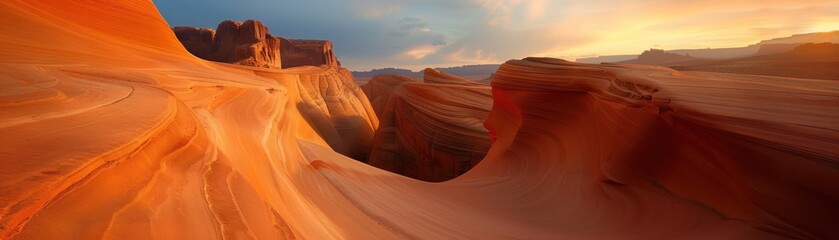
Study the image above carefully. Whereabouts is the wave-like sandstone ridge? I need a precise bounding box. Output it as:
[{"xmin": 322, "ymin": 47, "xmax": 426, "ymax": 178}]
[
  {"xmin": 363, "ymin": 69, "xmax": 492, "ymax": 181},
  {"xmin": 1, "ymin": 1, "xmax": 838, "ymax": 239}
]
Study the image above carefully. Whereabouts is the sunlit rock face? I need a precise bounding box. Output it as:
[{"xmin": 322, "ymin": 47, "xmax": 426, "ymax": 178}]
[
  {"xmin": 363, "ymin": 69, "xmax": 492, "ymax": 181},
  {"xmin": 1, "ymin": 1, "xmax": 837, "ymax": 240},
  {"xmin": 174, "ymin": 19, "xmax": 281, "ymax": 68},
  {"xmin": 280, "ymin": 39, "xmax": 340, "ymax": 68},
  {"xmin": 174, "ymin": 20, "xmax": 339, "ymax": 69},
  {"xmin": 258, "ymin": 66, "xmax": 379, "ymax": 161}
]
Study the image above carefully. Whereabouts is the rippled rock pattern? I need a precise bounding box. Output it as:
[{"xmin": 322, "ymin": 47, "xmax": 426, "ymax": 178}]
[
  {"xmin": 363, "ymin": 69, "xmax": 492, "ymax": 181},
  {"xmin": 1, "ymin": 1, "xmax": 837, "ymax": 239}
]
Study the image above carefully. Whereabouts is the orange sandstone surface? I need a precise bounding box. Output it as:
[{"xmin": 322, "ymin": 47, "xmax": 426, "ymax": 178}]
[
  {"xmin": 363, "ymin": 69, "xmax": 492, "ymax": 181},
  {"xmin": 1, "ymin": 1, "xmax": 838, "ymax": 240}
]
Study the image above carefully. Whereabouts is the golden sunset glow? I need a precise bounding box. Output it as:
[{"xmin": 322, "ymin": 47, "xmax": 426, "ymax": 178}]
[
  {"xmin": 152, "ymin": 0, "xmax": 839, "ymax": 70},
  {"xmin": 2, "ymin": 1, "xmax": 839, "ymax": 239}
]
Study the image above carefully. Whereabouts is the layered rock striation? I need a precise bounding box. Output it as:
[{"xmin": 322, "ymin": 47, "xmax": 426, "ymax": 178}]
[
  {"xmin": 362, "ymin": 69, "xmax": 492, "ymax": 181},
  {"xmin": 483, "ymin": 57, "xmax": 839, "ymax": 239},
  {"xmin": 1, "ymin": 1, "xmax": 838, "ymax": 239}
]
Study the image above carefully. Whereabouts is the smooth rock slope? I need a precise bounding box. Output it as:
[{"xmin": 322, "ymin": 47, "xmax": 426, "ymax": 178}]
[{"xmin": 1, "ymin": 1, "xmax": 837, "ymax": 239}]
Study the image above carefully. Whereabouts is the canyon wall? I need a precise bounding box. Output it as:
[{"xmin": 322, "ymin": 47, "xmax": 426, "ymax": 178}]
[
  {"xmin": 363, "ymin": 69, "xmax": 492, "ymax": 181},
  {"xmin": 0, "ymin": 1, "xmax": 837, "ymax": 239},
  {"xmin": 480, "ymin": 58, "xmax": 839, "ymax": 239}
]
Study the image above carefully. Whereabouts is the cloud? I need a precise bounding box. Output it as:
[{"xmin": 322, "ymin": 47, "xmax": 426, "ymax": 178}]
[
  {"xmin": 397, "ymin": 17, "xmax": 428, "ymax": 32},
  {"xmin": 389, "ymin": 17, "xmax": 430, "ymax": 37},
  {"xmin": 402, "ymin": 45, "xmax": 441, "ymax": 59},
  {"xmin": 155, "ymin": 0, "xmax": 839, "ymax": 71},
  {"xmin": 431, "ymin": 36, "xmax": 447, "ymax": 46},
  {"xmin": 386, "ymin": 16, "xmax": 447, "ymax": 48},
  {"xmin": 347, "ymin": 0, "xmax": 403, "ymax": 18}
]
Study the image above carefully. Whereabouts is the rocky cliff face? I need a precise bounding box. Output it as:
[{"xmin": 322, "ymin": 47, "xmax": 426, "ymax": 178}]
[
  {"xmin": 171, "ymin": 27, "xmax": 215, "ymax": 58},
  {"xmin": 174, "ymin": 20, "xmax": 339, "ymax": 69},
  {"xmin": 281, "ymin": 39, "xmax": 340, "ymax": 68},
  {"xmin": 174, "ymin": 20, "xmax": 280, "ymax": 68},
  {"xmin": 212, "ymin": 20, "xmax": 281, "ymax": 68}
]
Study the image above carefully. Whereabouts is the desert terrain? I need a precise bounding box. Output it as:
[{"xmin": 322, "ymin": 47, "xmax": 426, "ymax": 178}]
[{"xmin": 1, "ymin": 1, "xmax": 837, "ymax": 239}]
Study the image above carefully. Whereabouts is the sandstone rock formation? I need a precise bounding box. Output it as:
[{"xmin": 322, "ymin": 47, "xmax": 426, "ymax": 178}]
[
  {"xmin": 171, "ymin": 26, "xmax": 215, "ymax": 57},
  {"xmin": 486, "ymin": 58, "xmax": 839, "ymax": 239},
  {"xmin": 280, "ymin": 39, "xmax": 340, "ymax": 68},
  {"xmin": 672, "ymin": 43, "xmax": 839, "ymax": 80},
  {"xmin": 174, "ymin": 20, "xmax": 339, "ymax": 69},
  {"xmin": 782, "ymin": 42, "xmax": 839, "ymax": 58},
  {"xmin": 620, "ymin": 48, "xmax": 702, "ymax": 65},
  {"xmin": 753, "ymin": 43, "xmax": 800, "ymax": 55},
  {"xmin": 174, "ymin": 20, "xmax": 280, "ymax": 68},
  {"xmin": 257, "ymin": 66, "xmax": 378, "ymax": 161},
  {"xmin": 1, "ymin": 1, "xmax": 838, "ymax": 239},
  {"xmin": 363, "ymin": 69, "xmax": 492, "ymax": 181}
]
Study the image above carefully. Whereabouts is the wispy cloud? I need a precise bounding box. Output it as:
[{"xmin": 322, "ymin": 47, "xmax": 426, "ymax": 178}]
[{"xmin": 156, "ymin": 0, "xmax": 839, "ymax": 70}]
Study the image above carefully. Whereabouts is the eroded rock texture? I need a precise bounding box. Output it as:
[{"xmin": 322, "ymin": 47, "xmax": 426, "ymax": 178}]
[
  {"xmin": 257, "ymin": 67, "xmax": 378, "ymax": 161},
  {"xmin": 281, "ymin": 39, "xmax": 340, "ymax": 68},
  {"xmin": 174, "ymin": 20, "xmax": 339, "ymax": 69},
  {"xmin": 1, "ymin": 1, "xmax": 837, "ymax": 239},
  {"xmin": 363, "ymin": 69, "xmax": 492, "ymax": 181},
  {"xmin": 174, "ymin": 20, "xmax": 280, "ymax": 68},
  {"xmin": 484, "ymin": 58, "xmax": 839, "ymax": 239}
]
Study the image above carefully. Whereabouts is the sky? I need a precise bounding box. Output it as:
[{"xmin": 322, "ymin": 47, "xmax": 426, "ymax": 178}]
[{"xmin": 154, "ymin": 0, "xmax": 839, "ymax": 71}]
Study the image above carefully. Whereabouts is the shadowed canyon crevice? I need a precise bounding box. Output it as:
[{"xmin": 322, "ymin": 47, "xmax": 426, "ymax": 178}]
[
  {"xmin": 362, "ymin": 69, "xmax": 493, "ymax": 181},
  {"xmin": 174, "ymin": 19, "xmax": 493, "ymax": 181},
  {"xmin": 1, "ymin": 1, "xmax": 838, "ymax": 239}
]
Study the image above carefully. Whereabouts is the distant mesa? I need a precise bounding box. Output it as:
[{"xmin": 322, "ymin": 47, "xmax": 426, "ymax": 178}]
[
  {"xmin": 578, "ymin": 30, "xmax": 839, "ymax": 64},
  {"xmin": 619, "ymin": 48, "xmax": 702, "ymax": 65},
  {"xmin": 781, "ymin": 42, "xmax": 839, "ymax": 59},
  {"xmin": 352, "ymin": 64, "xmax": 500, "ymax": 82},
  {"xmin": 280, "ymin": 38, "xmax": 340, "ymax": 68},
  {"xmin": 670, "ymin": 42, "xmax": 839, "ymax": 80},
  {"xmin": 173, "ymin": 19, "xmax": 339, "ymax": 69},
  {"xmin": 598, "ymin": 31, "xmax": 839, "ymax": 80},
  {"xmin": 753, "ymin": 43, "xmax": 800, "ymax": 56}
]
